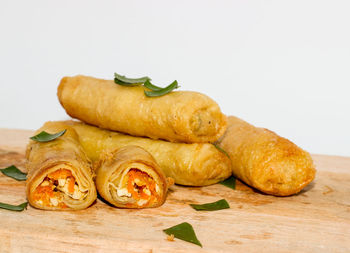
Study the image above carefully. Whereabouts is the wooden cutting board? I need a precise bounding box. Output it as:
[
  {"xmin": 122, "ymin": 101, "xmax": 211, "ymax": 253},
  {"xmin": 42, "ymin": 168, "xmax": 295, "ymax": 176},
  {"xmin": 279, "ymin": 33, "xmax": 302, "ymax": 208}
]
[{"xmin": 0, "ymin": 128, "xmax": 349, "ymax": 253}]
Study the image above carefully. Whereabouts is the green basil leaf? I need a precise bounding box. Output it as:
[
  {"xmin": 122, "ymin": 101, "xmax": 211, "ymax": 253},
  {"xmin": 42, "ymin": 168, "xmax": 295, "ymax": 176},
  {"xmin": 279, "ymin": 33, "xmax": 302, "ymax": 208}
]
[
  {"xmin": 114, "ymin": 73, "xmax": 151, "ymax": 86},
  {"xmin": 143, "ymin": 79, "xmax": 163, "ymax": 91},
  {"xmin": 0, "ymin": 202, "xmax": 28, "ymax": 211},
  {"xmin": 220, "ymin": 176, "xmax": 236, "ymax": 189},
  {"xmin": 213, "ymin": 144, "xmax": 235, "ymax": 188},
  {"xmin": 190, "ymin": 199, "xmax": 230, "ymax": 211},
  {"xmin": 0, "ymin": 165, "xmax": 27, "ymax": 181},
  {"xmin": 163, "ymin": 222, "xmax": 202, "ymax": 247},
  {"xmin": 144, "ymin": 80, "xmax": 179, "ymax": 97},
  {"xmin": 30, "ymin": 129, "xmax": 66, "ymax": 142},
  {"xmin": 213, "ymin": 143, "xmax": 230, "ymax": 159}
]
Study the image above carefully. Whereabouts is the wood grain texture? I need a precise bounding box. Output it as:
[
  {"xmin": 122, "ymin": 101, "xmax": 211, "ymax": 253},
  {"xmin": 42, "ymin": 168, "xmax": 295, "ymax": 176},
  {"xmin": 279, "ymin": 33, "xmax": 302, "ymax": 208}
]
[{"xmin": 0, "ymin": 128, "xmax": 349, "ymax": 253}]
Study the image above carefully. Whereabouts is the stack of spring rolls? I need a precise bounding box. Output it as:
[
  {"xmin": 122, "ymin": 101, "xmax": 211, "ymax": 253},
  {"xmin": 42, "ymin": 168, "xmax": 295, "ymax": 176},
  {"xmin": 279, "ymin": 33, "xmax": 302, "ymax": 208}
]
[{"xmin": 25, "ymin": 75, "xmax": 316, "ymax": 211}]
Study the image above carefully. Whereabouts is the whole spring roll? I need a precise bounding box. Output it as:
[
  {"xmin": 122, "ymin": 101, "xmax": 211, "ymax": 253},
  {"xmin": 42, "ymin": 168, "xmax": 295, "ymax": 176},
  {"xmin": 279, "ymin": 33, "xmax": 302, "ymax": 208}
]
[
  {"xmin": 218, "ymin": 116, "xmax": 316, "ymax": 196},
  {"xmin": 57, "ymin": 75, "xmax": 227, "ymax": 143},
  {"xmin": 64, "ymin": 120, "xmax": 232, "ymax": 186},
  {"xmin": 96, "ymin": 145, "xmax": 172, "ymax": 208},
  {"xmin": 26, "ymin": 122, "xmax": 97, "ymax": 210}
]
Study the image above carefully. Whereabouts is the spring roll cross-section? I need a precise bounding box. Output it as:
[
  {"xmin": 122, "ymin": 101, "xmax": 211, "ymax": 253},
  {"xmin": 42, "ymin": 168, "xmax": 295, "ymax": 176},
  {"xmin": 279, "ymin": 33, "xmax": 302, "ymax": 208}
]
[
  {"xmin": 218, "ymin": 116, "xmax": 316, "ymax": 196},
  {"xmin": 26, "ymin": 122, "xmax": 97, "ymax": 210},
  {"xmin": 64, "ymin": 120, "xmax": 232, "ymax": 186},
  {"xmin": 96, "ymin": 145, "xmax": 172, "ymax": 208},
  {"xmin": 57, "ymin": 75, "xmax": 227, "ymax": 143}
]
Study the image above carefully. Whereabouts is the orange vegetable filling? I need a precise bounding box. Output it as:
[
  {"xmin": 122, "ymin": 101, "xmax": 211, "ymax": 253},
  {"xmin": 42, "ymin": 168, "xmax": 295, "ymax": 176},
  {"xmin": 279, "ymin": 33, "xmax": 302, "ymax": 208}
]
[
  {"xmin": 48, "ymin": 169, "xmax": 75, "ymax": 193},
  {"xmin": 127, "ymin": 169, "xmax": 159, "ymax": 206},
  {"xmin": 32, "ymin": 168, "xmax": 76, "ymax": 208}
]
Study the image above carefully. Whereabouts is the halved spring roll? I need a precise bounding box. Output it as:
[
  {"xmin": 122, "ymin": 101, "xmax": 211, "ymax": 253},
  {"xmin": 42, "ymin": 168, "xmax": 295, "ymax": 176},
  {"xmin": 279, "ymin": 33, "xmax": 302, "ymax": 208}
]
[
  {"xmin": 217, "ymin": 116, "xmax": 316, "ymax": 196},
  {"xmin": 57, "ymin": 75, "xmax": 227, "ymax": 143},
  {"xmin": 96, "ymin": 145, "xmax": 172, "ymax": 208},
  {"xmin": 63, "ymin": 120, "xmax": 232, "ymax": 186},
  {"xmin": 26, "ymin": 121, "xmax": 97, "ymax": 210}
]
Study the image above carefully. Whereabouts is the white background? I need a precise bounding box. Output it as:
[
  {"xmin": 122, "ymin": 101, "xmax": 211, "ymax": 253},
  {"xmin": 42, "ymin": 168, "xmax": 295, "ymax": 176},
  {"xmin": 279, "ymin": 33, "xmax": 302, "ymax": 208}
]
[{"xmin": 0, "ymin": 0, "xmax": 349, "ymax": 156}]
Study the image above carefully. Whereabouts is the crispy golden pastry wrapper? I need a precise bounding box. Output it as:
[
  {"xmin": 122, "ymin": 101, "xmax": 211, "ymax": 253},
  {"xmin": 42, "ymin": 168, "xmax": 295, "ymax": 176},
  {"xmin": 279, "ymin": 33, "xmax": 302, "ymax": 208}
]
[
  {"xmin": 218, "ymin": 116, "xmax": 316, "ymax": 196},
  {"xmin": 57, "ymin": 75, "xmax": 227, "ymax": 143},
  {"xmin": 26, "ymin": 122, "xmax": 97, "ymax": 210},
  {"xmin": 64, "ymin": 120, "xmax": 232, "ymax": 186},
  {"xmin": 95, "ymin": 145, "xmax": 172, "ymax": 208}
]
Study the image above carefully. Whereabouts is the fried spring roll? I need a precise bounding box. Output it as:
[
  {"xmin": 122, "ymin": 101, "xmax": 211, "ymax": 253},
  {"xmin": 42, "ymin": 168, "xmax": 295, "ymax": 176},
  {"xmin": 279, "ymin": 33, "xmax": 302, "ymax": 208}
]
[
  {"xmin": 218, "ymin": 116, "xmax": 316, "ymax": 196},
  {"xmin": 57, "ymin": 75, "xmax": 227, "ymax": 143},
  {"xmin": 26, "ymin": 122, "xmax": 97, "ymax": 210},
  {"xmin": 96, "ymin": 146, "xmax": 172, "ymax": 208},
  {"xmin": 63, "ymin": 120, "xmax": 232, "ymax": 186}
]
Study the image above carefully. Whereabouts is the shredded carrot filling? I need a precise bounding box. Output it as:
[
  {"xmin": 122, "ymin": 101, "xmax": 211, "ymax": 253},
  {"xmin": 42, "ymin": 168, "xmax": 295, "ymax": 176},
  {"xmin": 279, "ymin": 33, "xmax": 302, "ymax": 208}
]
[
  {"xmin": 48, "ymin": 169, "xmax": 72, "ymax": 180},
  {"xmin": 126, "ymin": 169, "xmax": 159, "ymax": 206},
  {"xmin": 32, "ymin": 185, "xmax": 54, "ymax": 206},
  {"xmin": 68, "ymin": 177, "xmax": 75, "ymax": 193},
  {"xmin": 48, "ymin": 169, "xmax": 75, "ymax": 194},
  {"xmin": 32, "ymin": 168, "xmax": 77, "ymax": 208}
]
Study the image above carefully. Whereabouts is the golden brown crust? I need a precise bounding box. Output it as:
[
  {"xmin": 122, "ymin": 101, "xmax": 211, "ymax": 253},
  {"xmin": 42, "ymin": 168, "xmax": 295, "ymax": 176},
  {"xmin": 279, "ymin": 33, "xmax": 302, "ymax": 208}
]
[
  {"xmin": 95, "ymin": 145, "xmax": 170, "ymax": 208},
  {"xmin": 26, "ymin": 121, "xmax": 97, "ymax": 210},
  {"xmin": 64, "ymin": 120, "xmax": 232, "ymax": 186},
  {"xmin": 218, "ymin": 116, "xmax": 316, "ymax": 196},
  {"xmin": 57, "ymin": 75, "xmax": 227, "ymax": 143}
]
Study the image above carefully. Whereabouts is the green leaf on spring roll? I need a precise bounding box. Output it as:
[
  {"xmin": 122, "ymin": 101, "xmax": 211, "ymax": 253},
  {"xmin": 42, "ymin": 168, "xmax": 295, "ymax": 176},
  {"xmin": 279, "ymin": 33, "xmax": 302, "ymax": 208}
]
[
  {"xmin": 144, "ymin": 80, "xmax": 179, "ymax": 97},
  {"xmin": 213, "ymin": 143, "xmax": 230, "ymax": 159},
  {"xmin": 220, "ymin": 176, "xmax": 236, "ymax": 190},
  {"xmin": 190, "ymin": 199, "xmax": 230, "ymax": 211},
  {"xmin": 114, "ymin": 73, "xmax": 151, "ymax": 86},
  {"xmin": 213, "ymin": 144, "xmax": 236, "ymax": 189},
  {"xmin": 163, "ymin": 222, "xmax": 202, "ymax": 247},
  {"xmin": 30, "ymin": 129, "xmax": 66, "ymax": 142},
  {"xmin": 0, "ymin": 165, "xmax": 27, "ymax": 181},
  {"xmin": 143, "ymin": 79, "xmax": 163, "ymax": 91},
  {"xmin": 0, "ymin": 202, "xmax": 28, "ymax": 211}
]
